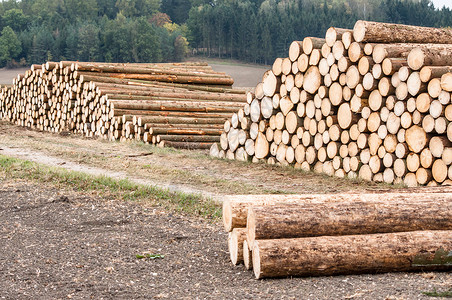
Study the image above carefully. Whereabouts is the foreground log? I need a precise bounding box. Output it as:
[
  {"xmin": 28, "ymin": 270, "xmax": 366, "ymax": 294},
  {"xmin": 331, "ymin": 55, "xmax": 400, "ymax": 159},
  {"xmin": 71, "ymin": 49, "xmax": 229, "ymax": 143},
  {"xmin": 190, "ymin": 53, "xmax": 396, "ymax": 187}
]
[
  {"xmin": 246, "ymin": 199, "xmax": 452, "ymax": 246},
  {"xmin": 243, "ymin": 240, "xmax": 253, "ymax": 270},
  {"xmin": 228, "ymin": 228, "xmax": 247, "ymax": 265},
  {"xmin": 253, "ymin": 230, "xmax": 452, "ymax": 279},
  {"xmin": 222, "ymin": 192, "xmax": 452, "ymax": 232}
]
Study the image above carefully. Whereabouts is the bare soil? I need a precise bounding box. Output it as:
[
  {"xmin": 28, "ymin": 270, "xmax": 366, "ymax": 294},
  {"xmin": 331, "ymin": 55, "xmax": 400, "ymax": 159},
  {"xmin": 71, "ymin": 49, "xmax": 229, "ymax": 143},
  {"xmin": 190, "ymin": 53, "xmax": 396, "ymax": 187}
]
[{"xmin": 1, "ymin": 180, "xmax": 451, "ymax": 300}]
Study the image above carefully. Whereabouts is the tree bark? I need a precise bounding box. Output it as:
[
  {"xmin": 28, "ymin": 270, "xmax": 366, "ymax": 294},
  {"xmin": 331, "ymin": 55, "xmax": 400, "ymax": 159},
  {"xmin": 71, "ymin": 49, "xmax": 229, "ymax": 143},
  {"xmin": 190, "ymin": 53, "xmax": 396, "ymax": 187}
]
[
  {"xmin": 353, "ymin": 20, "xmax": 452, "ymax": 44},
  {"xmin": 253, "ymin": 230, "xmax": 452, "ymax": 279},
  {"xmin": 247, "ymin": 198, "xmax": 452, "ymax": 246}
]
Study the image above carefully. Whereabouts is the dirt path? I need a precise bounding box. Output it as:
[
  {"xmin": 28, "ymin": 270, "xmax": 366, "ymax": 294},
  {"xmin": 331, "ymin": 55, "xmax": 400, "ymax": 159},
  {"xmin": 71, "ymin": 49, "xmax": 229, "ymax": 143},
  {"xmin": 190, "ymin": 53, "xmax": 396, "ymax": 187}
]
[
  {"xmin": 0, "ymin": 144, "xmax": 214, "ymax": 199},
  {"xmin": 1, "ymin": 181, "xmax": 450, "ymax": 299}
]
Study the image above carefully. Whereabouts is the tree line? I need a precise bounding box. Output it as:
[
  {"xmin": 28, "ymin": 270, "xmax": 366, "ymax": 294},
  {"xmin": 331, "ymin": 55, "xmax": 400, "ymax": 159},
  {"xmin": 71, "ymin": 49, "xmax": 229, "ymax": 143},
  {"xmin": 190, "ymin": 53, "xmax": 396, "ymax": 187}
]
[
  {"xmin": 0, "ymin": 0, "xmax": 190, "ymax": 67},
  {"xmin": 0, "ymin": 0, "xmax": 450, "ymax": 68},
  {"xmin": 186, "ymin": 0, "xmax": 452, "ymax": 64}
]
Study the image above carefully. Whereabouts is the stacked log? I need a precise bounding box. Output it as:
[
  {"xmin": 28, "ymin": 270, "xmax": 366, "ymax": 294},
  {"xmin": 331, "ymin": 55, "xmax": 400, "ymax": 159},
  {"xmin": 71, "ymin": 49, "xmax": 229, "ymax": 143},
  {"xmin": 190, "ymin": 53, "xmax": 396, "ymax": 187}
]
[
  {"xmin": 0, "ymin": 61, "xmax": 246, "ymax": 149},
  {"xmin": 211, "ymin": 21, "xmax": 452, "ymax": 186},
  {"xmin": 223, "ymin": 193, "xmax": 452, "ymax": 279}
]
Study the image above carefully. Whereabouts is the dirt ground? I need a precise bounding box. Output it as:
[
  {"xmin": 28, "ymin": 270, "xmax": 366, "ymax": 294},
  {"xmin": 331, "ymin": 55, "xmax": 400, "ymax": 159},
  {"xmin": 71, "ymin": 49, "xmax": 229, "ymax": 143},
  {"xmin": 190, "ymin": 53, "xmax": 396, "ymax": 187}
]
[{"xmin": 1, "ymin": 180, "xmax": 451, "ymax": 300}]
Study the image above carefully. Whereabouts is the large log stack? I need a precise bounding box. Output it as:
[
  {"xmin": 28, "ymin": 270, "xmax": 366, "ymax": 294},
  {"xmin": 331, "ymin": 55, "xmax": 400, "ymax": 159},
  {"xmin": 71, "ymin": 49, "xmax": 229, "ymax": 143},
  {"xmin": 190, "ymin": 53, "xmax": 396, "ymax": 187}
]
[
  {"xmin": 0, "ymin": 61, "xmax": 246, "ymax": 149},
  {"xmin": 224, "ymin": 193, "xmax": 452, "ymax": 279},
  {"xmin": 211, "ymin": 20, "xmax": 452, "ymax": 186}
]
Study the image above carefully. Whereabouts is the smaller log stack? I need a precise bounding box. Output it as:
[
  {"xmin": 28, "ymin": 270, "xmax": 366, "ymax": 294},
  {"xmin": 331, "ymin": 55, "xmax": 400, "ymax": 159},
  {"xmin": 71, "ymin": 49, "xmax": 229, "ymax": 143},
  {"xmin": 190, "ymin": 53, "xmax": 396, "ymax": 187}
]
[
  {"xmin": 0, "ymin": 61, "xmax": 246, "ymax": 149},
  {"xmin": 224, "ymin": 193, "xmax": 452, "ymax": 279},
  {"xmin": 211, "ymin": 20, "xmax": 452, "ymax": 186}
]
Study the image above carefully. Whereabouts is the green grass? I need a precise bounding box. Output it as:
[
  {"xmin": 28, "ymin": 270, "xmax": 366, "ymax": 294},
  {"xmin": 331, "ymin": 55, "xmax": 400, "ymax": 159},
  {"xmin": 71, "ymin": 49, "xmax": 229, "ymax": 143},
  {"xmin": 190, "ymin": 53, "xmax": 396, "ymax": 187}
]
[
  {"xmin": 422, "ymin": 288, "xmax": 452, "ymax": 297},
  {"xmin": 0, "ymin": 154, "xmax": 221, "ymax": 219}
]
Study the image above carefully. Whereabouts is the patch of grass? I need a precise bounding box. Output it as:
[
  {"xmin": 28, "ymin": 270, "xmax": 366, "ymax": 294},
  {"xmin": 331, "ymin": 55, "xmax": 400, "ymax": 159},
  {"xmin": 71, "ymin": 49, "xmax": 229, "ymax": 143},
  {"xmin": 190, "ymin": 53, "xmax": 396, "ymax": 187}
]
[
  {"xmin": 0, "ymin": 154, "xmax": 221, "ymax": 220},
  {"xmin": 422, "ymin": 288, "xmax": 452, "ymax": 297}
]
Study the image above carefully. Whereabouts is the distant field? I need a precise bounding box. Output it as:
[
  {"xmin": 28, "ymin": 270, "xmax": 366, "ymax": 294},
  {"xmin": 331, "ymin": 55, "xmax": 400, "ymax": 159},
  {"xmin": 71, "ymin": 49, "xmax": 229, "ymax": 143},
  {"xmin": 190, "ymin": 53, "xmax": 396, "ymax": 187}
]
[
  {"xmin": 0, "ymin": 60, "xmax": 268, "ymax": 88},
  {"xmin": 0, "ymin": 68, "xmax": 28, "ymax": 85},
  {"xmin": 207, "ymin": 61, "xmax": 269, "ymax": 88}
]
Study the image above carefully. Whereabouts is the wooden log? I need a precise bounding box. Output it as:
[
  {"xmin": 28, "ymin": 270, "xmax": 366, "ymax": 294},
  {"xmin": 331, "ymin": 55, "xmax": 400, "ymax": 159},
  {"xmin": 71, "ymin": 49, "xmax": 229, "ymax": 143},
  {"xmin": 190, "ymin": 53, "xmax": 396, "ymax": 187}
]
[
  {"xmin": 346, "ymin": 65, "xmax": 361, "ymax": 89},
  {"xmin": 321, "ymin": 43, "xmax": 331, "ymax": 58},
  {"xmin": 303, "ymin": 66, "xmax": 321, "ymax": 94},
  {"xmin": 353, "ymin": 20, "xmax": 452, "ymax": 44},
  {"xmin": 332, "ymin": 41, "xmax": 345, "ymax": 60},
  {"xmin": 228, "ymin": 228, "xmax": 247, "ymax": 265},
  {"xmin": 337, "ymin": 103, "xmax": 356, "ymax": 129},
  {"xmin": 247, "ymin": 198, "xmax": 452, "ymax": 247},
  {"xmin": 272, "ymin": 58, "xmax": 283, "ymax": 76},
  {"xmin": 253, "ymin": 230, "xmax": 452, "ymax": 279},
  {"xmin": 243, "ymin": 240, "xmax": 253, "ymax": 270},
  {"xmin": 408, "ymin": 46, "xmax": 452, "ymax": 70},
  {"xmin": 433, "ymin": 159, "xmax": 448, "ymax": 183},
  {"xmin": 428, "ymin": 78, "xmax": 442, "ymax": 98},
  {"xmin": 342, "ymin": 31, "xmax": 353, "ymax": 49},
  {"xmin": 109, "ymin": 100, "xmax": 241, "ymax": 113},
  {"xmin": 302, "ymin": 37, "xmax": 325, "ymax": 55},
  {"xmin": 325, "ymin": 27, "xmax": 349, "ymax": 47},
  {"xmin": 150, "ymin": 127, "xmax": 222, "ymax": 136},
  {"xmin": 262, "ymin": 71, "xmax": 280, "ymax": 97},
  {"xmin": 420, "ymin": 148, "xmax": 434, "ymax": 168},
  {"xmin": 358, "ymin": 56, "xmax": 373, "ymax": 75},
  {"xmin": 255, "ymin": 82, "xmax": 264, "ymax": 99},
  {"xmin": 255, "ymin": 132, "xmax": 269, "ymax": 159},
  {"xmin": 405, "ymin": 125, "xmax": 428, "ymax": 153},
  {"xmin": 442, "ymin": 73, "xmax": 452, "ymax": 92},
  {"xmin": 136, "ymin": 116, "xmax": 226, "ymax": 127},
  {"xmin": 382, "ymin": 58, "xmax": 407, "ymax": 76},
  {"xmin": 289, "ymin": 41, "xmax": 303, "ymax": 62},
  {"xmin": 158, "ymin": 134, "xmax": 220, "ymax": 143},
  {"xmin": 73, "ymin": 62, "xmax": 225, "ymax": 76},
  {"xmin": 158, "ymin": 140, "xmax": 213, "ymax": 149},
  {"xmin": 328, "ymin": 82, "xmax": 343, "ymax": 106},
  {"xmin": 372, "ymin": 43, "xmax": 414, "ymax": 64},
  {"xmin": 79, "ymin": 71, "xmax": 235, "ymax": 85},
  {"xmin": 297, "ymin": 54, "xmax": 309, "ymax": 73},
  {"xmin": 348, "ymin": 42, "xmax": 364, "ymax": 63},
  {"xmin": 420, "ymin": 66, "xmax": 452, "ymax": 82},
  {"xmin": 416, "ymin": 168, "xmax": 432, "ymax": 185},
  {"xmin": 309, "ymin": 49, "xmax": 321, "ymax": 66},
  {"xmin": 260, "ymin": 96, "xmax": 273, "ymax": 119},
  {"xmin": 222, "ymin": 192, "xmax": 452, "ymax": 232},
  {"xmin": 430, "ymin": 136, "xmax": 451, "ymax": 158}
]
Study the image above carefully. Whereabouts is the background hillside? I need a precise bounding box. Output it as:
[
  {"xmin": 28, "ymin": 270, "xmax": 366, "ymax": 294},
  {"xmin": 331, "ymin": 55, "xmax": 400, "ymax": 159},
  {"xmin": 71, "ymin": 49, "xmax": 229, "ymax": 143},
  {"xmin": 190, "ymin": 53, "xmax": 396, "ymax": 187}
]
[{"xmin": 0, "ymin": 0, "xmax": 450, "ymax": 68}]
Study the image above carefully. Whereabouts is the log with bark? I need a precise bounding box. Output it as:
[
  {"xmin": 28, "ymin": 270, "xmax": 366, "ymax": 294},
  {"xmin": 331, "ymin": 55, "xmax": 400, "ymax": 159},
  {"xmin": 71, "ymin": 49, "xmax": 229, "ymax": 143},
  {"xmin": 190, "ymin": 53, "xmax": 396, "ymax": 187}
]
[
  {"xmin": 246, "ymin": 198, "xmax": 452, "ymax": 246},
  {"xmin": 253, "ymin": 230, "xmax": 452, "ymax": 279}
]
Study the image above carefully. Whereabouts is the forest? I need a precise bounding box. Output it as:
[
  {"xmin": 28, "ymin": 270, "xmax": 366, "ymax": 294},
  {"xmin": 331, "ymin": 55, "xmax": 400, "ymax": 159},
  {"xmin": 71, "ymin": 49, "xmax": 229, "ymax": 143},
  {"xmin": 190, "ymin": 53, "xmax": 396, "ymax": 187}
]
[{"xmin": 0, "ymin": 0, "xmax": 450, "ymax": 67}]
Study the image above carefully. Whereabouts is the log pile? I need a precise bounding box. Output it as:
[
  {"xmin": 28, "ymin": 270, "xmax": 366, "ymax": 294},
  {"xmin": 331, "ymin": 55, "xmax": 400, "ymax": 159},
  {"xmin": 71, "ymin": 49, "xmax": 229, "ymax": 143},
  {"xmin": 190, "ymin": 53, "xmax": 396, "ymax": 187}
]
[
  {"xmin": 211, "ymin": 20, "xmax": 452, "ymax": 186},
  {"xmin": 0, "ymin": 61, "xmax": 246, "ymax": 149},
  {"xmin": 224, "ymin": 193, "xmax": 452, "ymax": 279}
]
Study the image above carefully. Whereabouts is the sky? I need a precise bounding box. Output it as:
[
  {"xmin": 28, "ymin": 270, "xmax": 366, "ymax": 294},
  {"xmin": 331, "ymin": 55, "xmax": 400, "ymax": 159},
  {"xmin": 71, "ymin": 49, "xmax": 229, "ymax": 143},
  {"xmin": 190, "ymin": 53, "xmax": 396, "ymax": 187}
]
[{"xmin": 430, "ymin": 0, "xmax": 452, "ymax": 9}]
